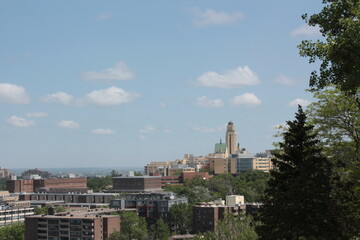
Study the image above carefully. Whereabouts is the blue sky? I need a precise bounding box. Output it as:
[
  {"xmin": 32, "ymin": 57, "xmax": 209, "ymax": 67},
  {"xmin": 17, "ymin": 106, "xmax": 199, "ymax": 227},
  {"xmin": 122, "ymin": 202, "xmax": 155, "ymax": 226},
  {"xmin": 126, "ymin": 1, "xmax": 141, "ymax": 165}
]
[{"xmin": 0, "ymin": 0, "xmax": 323, "ymax": 168}]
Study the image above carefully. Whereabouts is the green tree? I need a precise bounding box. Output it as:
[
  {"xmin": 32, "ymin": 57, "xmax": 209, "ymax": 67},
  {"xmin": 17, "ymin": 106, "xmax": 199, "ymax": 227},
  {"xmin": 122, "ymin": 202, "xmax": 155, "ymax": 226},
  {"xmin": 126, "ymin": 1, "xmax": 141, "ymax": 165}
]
[
  {"xmin": 109, "ymin": 212, "xmax": 147, "ymax": 240},
  {"xmin": 110, "ymin": 170, "xmax": 122, "ymax": 177},
  {"xmin": 307, "ymin": 87, "xmax": 360, "ymax": 162},
  {"xmin": 234, "ymin": 171, "xmax": 270, "ymax": 202},
  {"xmin": 298, "ymin": 0, "xmax": 360, "ymax": 95},
  {"xmin": 87, "ymin": 175, "xmax": 113, "ymax": 192},
  {"xmin": 257, "ymin": 106, "xmax": 346, "ymax": 240},
  {"xmin": 0, "ymin": 222, "xmax": 24, "ymax": 240},
  {"xmin": 306, "ymin": 87, "xmax": 360, "ymax": 237},
  {"xmin": 34, "ymin": 205, "xmax": 67, "ymax": 215},
  {"xmin": 148, "ymin": 218, "xmax": 170, "ymax": 240},
  {"xmin": 207, "ymin": 173, "xmax": 236, "ymax": 199},
  {"xmin": 168, "ymin": 203, "xmax": 192, "ymax": 234}
]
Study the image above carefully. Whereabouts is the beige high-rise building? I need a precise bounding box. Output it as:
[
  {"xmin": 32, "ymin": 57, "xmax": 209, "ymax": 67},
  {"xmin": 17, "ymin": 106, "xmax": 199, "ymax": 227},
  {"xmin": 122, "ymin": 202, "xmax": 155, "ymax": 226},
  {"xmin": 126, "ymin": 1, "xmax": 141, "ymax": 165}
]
[{"xmin": 226, "ymin": 121, "xmax": 237, "ymax": 155}]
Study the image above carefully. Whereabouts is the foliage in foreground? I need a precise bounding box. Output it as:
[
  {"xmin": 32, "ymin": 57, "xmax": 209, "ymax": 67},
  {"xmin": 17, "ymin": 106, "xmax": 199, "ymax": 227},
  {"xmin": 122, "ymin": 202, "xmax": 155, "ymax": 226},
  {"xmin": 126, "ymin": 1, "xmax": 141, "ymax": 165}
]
[
  {"xmin": 194, "ymin": 214, "xmax": 258, "ymax": 240},
  {"xmin": 299, "ymin": 0, "xmax": 360, "ymax": 94},
  {"xmin": 257, "ymin": 106, "xmax": 349, "ymax": 240}
]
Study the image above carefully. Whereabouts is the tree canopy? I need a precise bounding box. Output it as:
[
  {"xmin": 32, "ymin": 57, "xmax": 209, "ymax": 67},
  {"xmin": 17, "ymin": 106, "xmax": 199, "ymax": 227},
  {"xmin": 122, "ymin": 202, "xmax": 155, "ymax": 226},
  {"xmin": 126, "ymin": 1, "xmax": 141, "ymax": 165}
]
[
  {"xmin": 109, "ymin": 211, "xmax": 148, "ymax": 240},
  {"xmin": 299, "ymin": 0, "xmax": 360, "ymax": 94}
]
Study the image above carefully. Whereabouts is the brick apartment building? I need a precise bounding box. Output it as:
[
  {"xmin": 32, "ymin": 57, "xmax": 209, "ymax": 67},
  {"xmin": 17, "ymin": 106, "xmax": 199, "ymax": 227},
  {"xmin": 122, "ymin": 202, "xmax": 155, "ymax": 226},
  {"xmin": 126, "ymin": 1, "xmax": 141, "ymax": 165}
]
[
  {"xmin": 25, "ymin": 209, "xmax": 121, "ymax": 240},
  {"xmin": 192, "ymin": 202, "xmax": 242, "ymax": 234},
  {"xmin": 7, "ymin": 178, "xmax": 88, "ymax": 193}
]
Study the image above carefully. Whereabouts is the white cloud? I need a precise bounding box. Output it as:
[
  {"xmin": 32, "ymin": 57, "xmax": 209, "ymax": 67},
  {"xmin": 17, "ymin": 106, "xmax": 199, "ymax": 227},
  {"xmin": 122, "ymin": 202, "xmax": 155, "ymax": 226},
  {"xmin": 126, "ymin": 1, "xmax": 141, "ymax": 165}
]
[
  {"xmin": 195, "ymin": 96, "xmax": 224, "ymax": 108},
  {"xmin": 289, "ymin": 98, "xmax": 311, "ymax": 107},
  {"xmin": 191, "ymin": 123, "xmax": 226, "ymax": 134},
  {"xmin": 96, "ymin": 13, "xmax": 112, "ymax": 20},
  {"xmin": 191, "ymin": 8, "xmax": 243, "ymax": 27},
  {"xmin": 85, "ymin": 87, "xmax": 139, "ymax": 106},
  {"xmin": 275, "ymin": 75, "xmax": 296, "ymax": 86},
  {"xmin": 26, "ymin": 112, "xmax": 48, "ymax": 118},
  {"xmin": 195, "ymin": 66, "xmax": 260, "ymax": 88},
  {"xmin": 160, "ymin": 102, "xmax": 167, "ymax": 108},
  {"xmin": 139, "ymin": 135, "xmax": 146, "ymax": 141},
  {"xmin": 230, "ymin": 93, "xmax": 261, "ymax": 107},
  {"xmin": 7, "ymin": 115, "xmax": 35, "ymax": 127},
  {"xmin": 91, "ymin": 128, "xmax": 115, "ymax": 135},
  {"xmin": 39, "ymin": 92, "xmax": 75, "ymax": 106},
  {"xmin": 0, "ymin": 83, "xmax": 30, "ymax": 104},
  {"xmin": 83, "ymin": 62, "xmax": 134, "ymax": 82},
  {"xmin": 139, "ymin": 125, "xmax": 156, "ymax": 134},
  {"xmin": 40, "ymin": 87, "xmax": 139, "ymax": 107},
  {"xmin": 57, "ymin": 120, "xmax": 80, "ymax": 129},
  {"xmin": 291, "ymin": 24, "xmax": 321, "ymax": 37},
  {"xmin": 163, "ymin": 127, "xmax": 171, "ymax": 134}
]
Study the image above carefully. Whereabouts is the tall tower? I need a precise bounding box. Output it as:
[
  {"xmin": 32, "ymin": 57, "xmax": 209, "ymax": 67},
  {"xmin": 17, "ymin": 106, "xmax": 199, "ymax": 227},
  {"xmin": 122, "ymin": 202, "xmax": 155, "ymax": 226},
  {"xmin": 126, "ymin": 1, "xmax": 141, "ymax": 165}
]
[{"xmin": 226, "ymin": 121, "xmax": 237, "ymax": 155}]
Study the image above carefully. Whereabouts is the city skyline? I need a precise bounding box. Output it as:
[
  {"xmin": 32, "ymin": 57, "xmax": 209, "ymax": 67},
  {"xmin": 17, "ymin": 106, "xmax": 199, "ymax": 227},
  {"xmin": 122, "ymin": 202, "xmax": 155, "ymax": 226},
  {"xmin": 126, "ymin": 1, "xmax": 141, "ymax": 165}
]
[{"xmin": 0, "ymin": 1, "xmax": 322, "ymax": 168}]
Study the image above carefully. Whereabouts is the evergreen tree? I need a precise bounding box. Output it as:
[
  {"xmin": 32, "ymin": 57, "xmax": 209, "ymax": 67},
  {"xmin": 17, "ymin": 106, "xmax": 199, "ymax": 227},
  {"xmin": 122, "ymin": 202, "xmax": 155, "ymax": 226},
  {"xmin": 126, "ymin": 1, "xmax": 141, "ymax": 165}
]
[{"xmin": 257, "ymin": 106, "xmax": 346, "ymax": 240}]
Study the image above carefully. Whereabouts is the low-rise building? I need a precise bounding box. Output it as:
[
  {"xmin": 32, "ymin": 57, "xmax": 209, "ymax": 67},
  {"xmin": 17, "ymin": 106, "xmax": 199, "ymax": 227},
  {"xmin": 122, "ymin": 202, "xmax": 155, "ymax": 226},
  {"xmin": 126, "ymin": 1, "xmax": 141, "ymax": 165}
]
[
  {"xmin": 7, "ymin": 177, "xmax": 88, "ymax": 193},
  {"xmin": 112, "ymin": 176, "xmax": 162, "ymax": 192},
  {"xmin": 25, "ymin": 208, "xmax": 121, "ymax": 240},
  {"xmin": 124, "ymin": 192, "xmax": 188, "ymax": 224},
  {"xmin": 0, "ymin": 205, "xmax": 34, "ymax": 227},
  {"xmin": 16, "ymin": 192, "xmax": 117, "ymax": 207}
]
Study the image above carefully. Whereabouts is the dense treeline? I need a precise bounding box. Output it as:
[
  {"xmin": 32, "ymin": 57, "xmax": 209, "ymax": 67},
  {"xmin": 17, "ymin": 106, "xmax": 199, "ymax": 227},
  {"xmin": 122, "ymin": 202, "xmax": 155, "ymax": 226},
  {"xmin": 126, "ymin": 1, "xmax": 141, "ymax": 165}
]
[{"xmin": 164, "ymin": 170, "xmax": 269, "ymax": 204}]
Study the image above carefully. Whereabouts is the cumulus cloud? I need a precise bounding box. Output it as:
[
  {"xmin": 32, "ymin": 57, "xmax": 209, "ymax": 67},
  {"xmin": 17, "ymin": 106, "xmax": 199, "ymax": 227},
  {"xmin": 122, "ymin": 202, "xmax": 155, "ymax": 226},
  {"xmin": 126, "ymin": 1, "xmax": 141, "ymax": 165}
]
[
  {"xmin": 83, "ymin": 62, "xmax": 134, "ymax": 82},
  {"xmin": 96, "ymin": 13, "xmax": 112, "ymax": 20},
  {"xmin": 0, "ymin": 83, "xmax": 30, "ymax": 104},
  {"xmin": 160, "ymin": 102, "xmax": 167, "ymax": 108},
  {"xmin": 275, "ymin": 75, "xmax": 297, "ymax": 86},
  {"xmin": 85, "ymin": 87, "xmax": 139, "ymax": 106},
  {"xmin": 139, "ymin": 135, "xmax": 146, "ymax": 141},
  {"xmin": 26, "ymin": 112, "xmax": 48, "ymax": 118},
  {"xmin": 291, "ymin": 24, "xmax": 321, "ymax": 37},
  {"xmin": 91, "ymin": 128, "xmax": 115, "ymax": 135},
  {"xmin": 191, "ymin": 123, "xmax": 226, "ymax": 134},
  {"xmin": 139, "ymin": 125, "xmax": 156, "ymax": 134},
  {"xmin": 7, "ymin": 115, "xmax": 35, "ymax": 127},
  {"xmin": 195, "ymin": 66, "xmax": 260, "ymax": 88},
  {"xmin": 39, "ymin": 92, "xmax": 75, "ymax": 106},
  {"xmin": 163, "ymin": 127, "xmax": 171, "ymax": 133},
  {"xmin": 57, "ymin": 120, "xmax": 80, "ymax": 129},
  {"xmin": 40, "ymin": 87, "xmax": 139, "ymax": 107},
  {"xmin": 195, "ymin": 96, "xmax": 224, "ymax": 108},
  {"xmin": 289, "ymin": 98, "xmax": 311, "ymax": 107},
  {"xmin": 191, "ymin": 8, "xmax": 243, "ymax": 27},
  {"xmin": 230, "ymin": 93, "xmax": 261, "ymax": 107}
]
